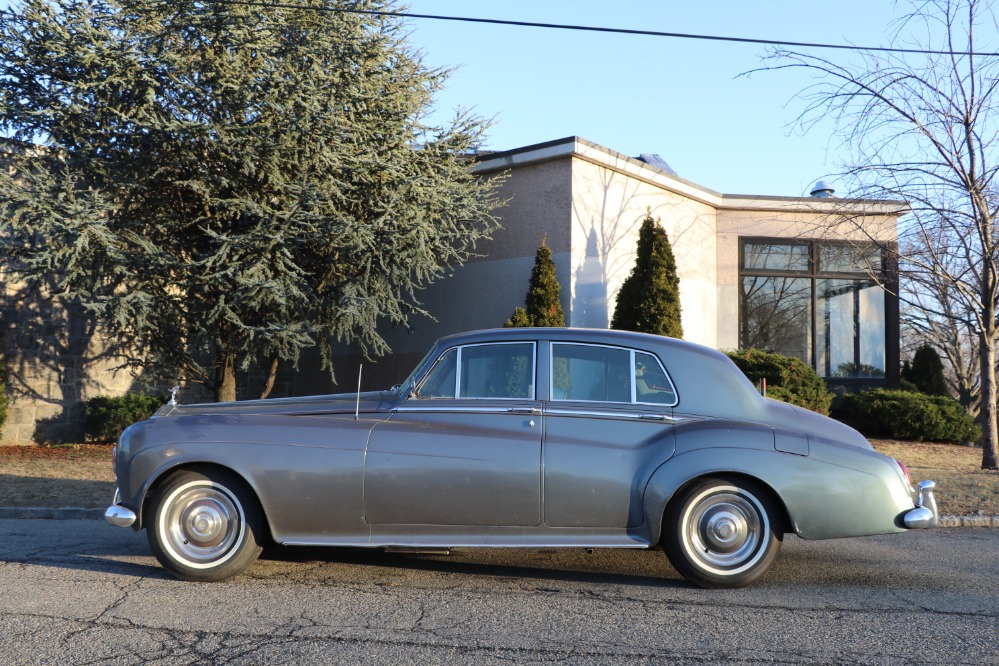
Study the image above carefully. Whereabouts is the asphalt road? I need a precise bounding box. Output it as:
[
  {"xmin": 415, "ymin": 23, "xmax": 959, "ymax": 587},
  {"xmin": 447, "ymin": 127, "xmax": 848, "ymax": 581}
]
[{"xmin": 0, "ymin": 520, "xmax": 996, "ymax": 665}]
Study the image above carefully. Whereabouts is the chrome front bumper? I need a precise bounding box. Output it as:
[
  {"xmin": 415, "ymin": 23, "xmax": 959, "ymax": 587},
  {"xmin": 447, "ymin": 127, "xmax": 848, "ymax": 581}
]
[
  {"xmin": 903, "ymin": 480, "xmax": 938, "ymax": 529},
  {"xmin": 104, "ymin": 489, "xmax": 137, "ymax": 528}
]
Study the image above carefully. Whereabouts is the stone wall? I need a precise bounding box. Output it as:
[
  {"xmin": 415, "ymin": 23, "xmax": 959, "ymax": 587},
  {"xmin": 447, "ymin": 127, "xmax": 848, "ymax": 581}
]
[
  {"xmin": 1, "ymin": 273, "xmax": 137, "ymax": 445},
  {"xmin": 0, "ymin": 271, "xmax": 299, "ymax": 445}
]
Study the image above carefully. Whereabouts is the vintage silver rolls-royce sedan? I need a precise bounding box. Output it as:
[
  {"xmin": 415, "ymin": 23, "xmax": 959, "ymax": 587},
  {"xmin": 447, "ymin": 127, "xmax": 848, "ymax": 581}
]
[{"xmin": 105, "ymin": 328, "xmax": 938, "ymax": 587}]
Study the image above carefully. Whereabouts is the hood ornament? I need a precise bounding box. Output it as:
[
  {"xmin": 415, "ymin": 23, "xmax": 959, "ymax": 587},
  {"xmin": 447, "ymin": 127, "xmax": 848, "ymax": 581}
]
[{"xmin": 167, "ymin": 385, "xmax": 180, "ymax": 406}]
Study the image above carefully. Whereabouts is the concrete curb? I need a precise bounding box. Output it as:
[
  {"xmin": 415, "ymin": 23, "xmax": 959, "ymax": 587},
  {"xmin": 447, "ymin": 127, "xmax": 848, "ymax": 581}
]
[
  {"xmin": 937, "ymin": 515, "xmax": 999, "ymax": 528},
  {"xmin": 0, "ymin": 507, "xmax": 996, "ymax": 527},
  {"xmin": 0, "ymin": 507, "xmax": 106, "ymax": 520}
]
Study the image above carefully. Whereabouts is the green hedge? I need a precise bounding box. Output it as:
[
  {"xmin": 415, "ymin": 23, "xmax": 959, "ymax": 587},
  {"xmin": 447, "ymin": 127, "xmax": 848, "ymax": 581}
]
[
  {"xmin": 725, "ymin": 349, "xmax": 834, "ymax": 415},
  {"xmin": 839, "ymin": 388, "xmax": 981, "ymax": 444},
  {"xmin": 84, "ymin": 393, "xmax": 165, "ymax": 443}
]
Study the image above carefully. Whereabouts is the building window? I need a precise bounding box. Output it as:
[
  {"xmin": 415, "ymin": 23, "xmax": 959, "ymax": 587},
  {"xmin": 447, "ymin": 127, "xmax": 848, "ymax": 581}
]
[{"xmin": 739, "ymin": 239, "xmax": 896, "ymax": 380}]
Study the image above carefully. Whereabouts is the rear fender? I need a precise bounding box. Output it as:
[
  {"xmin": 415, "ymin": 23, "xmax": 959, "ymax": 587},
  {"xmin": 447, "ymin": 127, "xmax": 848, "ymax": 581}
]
[{"xmin": 643, "ymin": 446, "xmax": 910, "ymax": 544}]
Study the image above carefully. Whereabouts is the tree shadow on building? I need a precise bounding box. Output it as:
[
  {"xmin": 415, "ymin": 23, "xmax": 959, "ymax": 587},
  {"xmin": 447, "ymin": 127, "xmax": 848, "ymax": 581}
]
[{"xmin": 1, "ymin": 277, "xmax": 143, "ymax": 444}]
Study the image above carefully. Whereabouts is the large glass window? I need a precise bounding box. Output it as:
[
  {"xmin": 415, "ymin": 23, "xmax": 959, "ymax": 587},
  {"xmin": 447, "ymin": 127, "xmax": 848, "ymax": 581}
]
[
  {"xmin": 740, "ymin": 240, "xmax": 892, "ymax": 379},
  {"xmin": 740, "ymin": 276, "xmax": 812, "ymax": 362}
]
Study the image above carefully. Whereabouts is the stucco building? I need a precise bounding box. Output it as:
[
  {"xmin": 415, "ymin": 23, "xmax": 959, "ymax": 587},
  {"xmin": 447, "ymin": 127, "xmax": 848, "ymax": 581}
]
[{"xmin": 333, "ymin": 136, "xmax": 905, "ymax": 393}]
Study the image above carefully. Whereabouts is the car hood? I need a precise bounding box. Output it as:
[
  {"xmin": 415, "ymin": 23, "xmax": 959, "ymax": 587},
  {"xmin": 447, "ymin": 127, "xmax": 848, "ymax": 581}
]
[{"xmin": 153, "ymin": 390, "xmax": 397, "ymax": 418}]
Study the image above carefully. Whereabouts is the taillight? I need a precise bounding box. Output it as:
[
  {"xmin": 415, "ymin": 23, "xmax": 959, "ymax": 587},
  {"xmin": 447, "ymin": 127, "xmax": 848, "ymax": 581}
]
[{"xmin": 895, "ymin": 459, "xmax": 912, "ymax": 488}]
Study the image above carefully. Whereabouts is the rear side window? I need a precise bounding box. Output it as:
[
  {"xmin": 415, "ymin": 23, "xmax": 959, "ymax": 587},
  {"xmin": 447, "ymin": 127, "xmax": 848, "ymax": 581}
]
[
  {"xmin": 551, "ymin": 343, "xmax": 677, "ymax": 406},
  {"xmin": 551, "ymin": 343, "xmax": 630, "ymax": 402},
  {"xmin": 634, "ymin": 351, "xmax": 677, "ymax": 404}
]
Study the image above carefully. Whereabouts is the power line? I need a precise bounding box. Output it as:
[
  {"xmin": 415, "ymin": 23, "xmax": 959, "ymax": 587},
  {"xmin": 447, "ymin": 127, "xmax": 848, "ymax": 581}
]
[{"xmin": 201, "ymin": 0, "xmax": 999, "ymax": 57}]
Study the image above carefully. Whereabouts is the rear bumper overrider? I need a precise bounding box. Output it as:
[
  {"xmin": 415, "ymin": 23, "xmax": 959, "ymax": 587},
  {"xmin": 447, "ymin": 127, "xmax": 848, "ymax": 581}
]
[{"xmin": 903, "ymin": 480, "xmax": 938, "ymax": 529}]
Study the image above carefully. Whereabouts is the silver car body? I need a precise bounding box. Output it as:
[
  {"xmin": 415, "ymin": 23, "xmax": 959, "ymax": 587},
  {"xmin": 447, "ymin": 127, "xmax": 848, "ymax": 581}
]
[{"xmin": 108, "ymin": 328, "xmax": 936, "ymax": 556}]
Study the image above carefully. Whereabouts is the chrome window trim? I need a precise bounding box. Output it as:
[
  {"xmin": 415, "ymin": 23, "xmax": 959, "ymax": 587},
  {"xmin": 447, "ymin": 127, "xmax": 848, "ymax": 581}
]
[
  {"xmin": 549, "ymin": 342, "xmax": 679, "ymax": 408},
  {"xmin": 414, "ymin": 347, "xmax": 458, "ymax": 399}
]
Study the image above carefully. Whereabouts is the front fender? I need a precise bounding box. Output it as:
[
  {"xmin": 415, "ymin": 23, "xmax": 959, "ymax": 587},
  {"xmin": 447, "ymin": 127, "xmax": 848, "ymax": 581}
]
[{"xmin": 642, "ymin": 446, "xmax": 913, "ymax": 544}]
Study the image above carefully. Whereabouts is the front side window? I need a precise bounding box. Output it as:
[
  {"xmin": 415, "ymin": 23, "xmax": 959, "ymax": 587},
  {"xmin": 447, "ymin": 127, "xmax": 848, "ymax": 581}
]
[
  {"xmin": 551, "ymin": 343, "xmax": 677, "ymax": 405},
  {"xmin": 459, "ymin": 343, "xmax": 535, "ymax": 399},
  {"xmin": 739, "ymin": 239, "xmax": 892, "ymax": 379},
  {"xmin": 415, "ymin": 342, "xmax": 536, "ymax": 399}
]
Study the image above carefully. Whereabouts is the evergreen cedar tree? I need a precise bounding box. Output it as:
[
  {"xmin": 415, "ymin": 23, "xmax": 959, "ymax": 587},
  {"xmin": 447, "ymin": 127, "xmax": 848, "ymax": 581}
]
[
  {"xmin": 506, "ymin": 241, "xmax": 565, "ymax": 327},
  {"xmin": 611, "ymin": 215, "xmax": 683, "ymax": 339},
  {"xmin": 0, "ymin": 0, "xmax": 503, "ymax": 402}
]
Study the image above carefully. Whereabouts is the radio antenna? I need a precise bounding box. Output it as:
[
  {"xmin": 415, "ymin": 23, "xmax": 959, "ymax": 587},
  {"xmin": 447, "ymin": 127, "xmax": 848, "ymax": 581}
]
[{"xmin": 354, "ymin": 364, "xmax": 363, "ymax": 420}]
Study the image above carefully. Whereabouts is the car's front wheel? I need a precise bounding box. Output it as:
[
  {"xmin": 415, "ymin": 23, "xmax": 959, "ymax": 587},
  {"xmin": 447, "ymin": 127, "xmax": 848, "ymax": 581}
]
[
  {"xmin": 146, "ymin": 468, "xmax": 264, "ymax": 582},
  {"xmin": 663, "ymin": 477, "xmax": 782, "ymax": 588}
]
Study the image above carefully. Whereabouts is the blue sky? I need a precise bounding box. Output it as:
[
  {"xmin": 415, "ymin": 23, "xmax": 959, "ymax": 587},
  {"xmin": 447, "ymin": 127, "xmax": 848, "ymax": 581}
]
[
  {"xmin": 0, "ymin": 0, "xmax": 909, "ymax": 196},
  {"xmin": 402, "ymin": 1, "xmax": 903, "ymax": 197}
]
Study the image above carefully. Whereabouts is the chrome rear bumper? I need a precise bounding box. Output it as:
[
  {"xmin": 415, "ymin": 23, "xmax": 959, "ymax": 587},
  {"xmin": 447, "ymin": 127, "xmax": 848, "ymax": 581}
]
[{"xmin": 903, "ymin": 480, "xmax": 938, "ymax": 529}]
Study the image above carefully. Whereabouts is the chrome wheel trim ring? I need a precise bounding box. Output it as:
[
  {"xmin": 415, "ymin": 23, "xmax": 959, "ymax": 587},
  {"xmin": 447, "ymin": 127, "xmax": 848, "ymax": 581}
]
[
  {"xmin": 681, "ymin": 485, "xmax": 769, "ymax": 576},
  {"xmin": 158, "ymin": 480, "xmax": 246, "ymax": 569}
]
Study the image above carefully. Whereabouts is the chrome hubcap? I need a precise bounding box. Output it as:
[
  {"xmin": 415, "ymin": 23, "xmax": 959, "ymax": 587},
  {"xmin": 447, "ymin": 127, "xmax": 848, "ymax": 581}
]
[
  {"xmin": 161, "ymin": 482, "xmax": 243, "ymax": 566},
  {"xmin": 683, "ymin": 488, "xmax": 767, "ymax": 573}
]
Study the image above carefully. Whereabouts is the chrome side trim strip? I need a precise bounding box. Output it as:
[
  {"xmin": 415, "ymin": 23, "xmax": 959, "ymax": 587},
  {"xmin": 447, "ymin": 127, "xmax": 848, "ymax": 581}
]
[
  {"xmin": 544, "ymin": 407, "xmax": 689, "ymax": 424},
  {"xmin": 394, "ymin": 406, "xmax": 540, "ymax": 414}
]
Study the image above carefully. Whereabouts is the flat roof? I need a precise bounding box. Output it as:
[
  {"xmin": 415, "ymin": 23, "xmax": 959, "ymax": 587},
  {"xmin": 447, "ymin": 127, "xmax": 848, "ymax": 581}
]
[{"xmin": 472, "ymin": 136, "xmax": 908, "ymax": 215}]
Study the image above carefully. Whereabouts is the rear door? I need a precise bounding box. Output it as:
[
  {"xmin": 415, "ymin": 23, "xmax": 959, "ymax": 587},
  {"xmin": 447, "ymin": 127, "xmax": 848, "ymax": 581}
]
[{"xmin": 542, "ymin": 342, "xmax": 677, "ymax": 528}]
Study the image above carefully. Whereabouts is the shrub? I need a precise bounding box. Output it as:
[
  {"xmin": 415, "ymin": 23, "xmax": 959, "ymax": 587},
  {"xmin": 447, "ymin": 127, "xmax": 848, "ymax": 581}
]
[
  {"xmin": 839, "ymin": 388, "xmax": 981, "ymax": 443},
  {"xmin": 84, "ymin": 393, "xmax": 165, "ymax": 443},
  {"xmin": 901, "ymin": 345, "xmax": 950, "ymax": 396},
  {"xmin": 725, "ymin": 349, "xmax": 834, "ymax": 415}
]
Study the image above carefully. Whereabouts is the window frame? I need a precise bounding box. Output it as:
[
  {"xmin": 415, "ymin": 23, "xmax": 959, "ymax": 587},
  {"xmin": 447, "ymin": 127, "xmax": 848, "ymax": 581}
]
[{"xmin": 549, "ymin": 342, "xmax": 679, "ymax": 407}]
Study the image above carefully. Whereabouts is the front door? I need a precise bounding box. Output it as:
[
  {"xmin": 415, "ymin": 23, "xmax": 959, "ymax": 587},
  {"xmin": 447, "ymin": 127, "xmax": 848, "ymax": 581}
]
[{"xmin": 364, "ymin": 342, "xmax": 542, "ymax": 526}]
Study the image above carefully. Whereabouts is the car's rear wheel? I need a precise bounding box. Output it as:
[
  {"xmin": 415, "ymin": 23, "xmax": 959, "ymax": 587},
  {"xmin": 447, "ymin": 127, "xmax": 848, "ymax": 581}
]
[
  {"xmin": 663, "ymin": 477, "xmax": 782, "ymax": 588},
  {"xmin": 146, "ymin": 468, "xmax": 264, "ymax": 582}
]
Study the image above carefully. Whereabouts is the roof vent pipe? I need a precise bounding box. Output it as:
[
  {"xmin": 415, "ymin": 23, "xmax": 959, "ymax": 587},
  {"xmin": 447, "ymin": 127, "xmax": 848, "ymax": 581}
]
[{"xmin": 810, "ymin": 180, "xmax": 835, "ymax": 197}]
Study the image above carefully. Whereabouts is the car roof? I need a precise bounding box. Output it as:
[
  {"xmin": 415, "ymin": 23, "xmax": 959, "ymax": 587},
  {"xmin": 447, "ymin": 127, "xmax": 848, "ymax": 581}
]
[{"xmin": 438, "ymin": 327, "xmax": 688, "ymax": 351}]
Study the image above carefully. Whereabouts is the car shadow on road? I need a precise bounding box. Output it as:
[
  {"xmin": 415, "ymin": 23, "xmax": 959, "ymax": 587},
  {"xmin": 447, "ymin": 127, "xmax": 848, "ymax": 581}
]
[{"xmin": 257, "ymin": 544, "xmax": 691, "ymax": 589}]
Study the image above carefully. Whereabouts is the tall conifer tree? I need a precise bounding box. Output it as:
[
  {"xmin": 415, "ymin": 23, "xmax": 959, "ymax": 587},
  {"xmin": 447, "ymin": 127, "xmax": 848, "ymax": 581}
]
[
  {"xmin": 0, "ymin": 0, "xmax": 502, "ymax": 401},
  {"xmin": 506, "ymin": 240, "xmax": 565, "ymax": 327},
  {"xmin": 611, "ymin": 215, "xmax": 683, "ymax": 338}
]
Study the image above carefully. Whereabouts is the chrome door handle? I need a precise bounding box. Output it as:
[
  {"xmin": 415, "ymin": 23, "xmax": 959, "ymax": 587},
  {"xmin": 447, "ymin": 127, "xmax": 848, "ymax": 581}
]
[
  {"xmin": 639, "ymin": 414, "xmax": 666, "ymax": 421},
  {"xmin": 507, "ymin": 407, "xmax": 539, "ymax": 415}
]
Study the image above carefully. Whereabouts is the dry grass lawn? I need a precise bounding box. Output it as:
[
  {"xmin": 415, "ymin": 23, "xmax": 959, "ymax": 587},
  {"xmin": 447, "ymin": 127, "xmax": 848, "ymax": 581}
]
[
  {"xmin": 0, "ymin": 441, "xmax": 996, "ymax": 516},
  {"xmin": 870, "ymin": 440, "xmax": 999, "ymax": 516}
]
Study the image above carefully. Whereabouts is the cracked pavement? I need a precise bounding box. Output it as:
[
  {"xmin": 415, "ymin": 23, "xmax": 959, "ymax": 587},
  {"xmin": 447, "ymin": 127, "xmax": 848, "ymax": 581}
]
[{"xmin": 0, "ymin": 520, "xmax": 996, "ymax": 664}]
